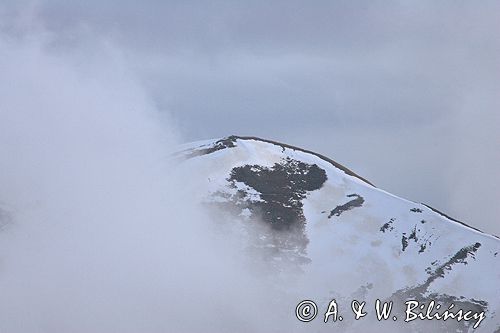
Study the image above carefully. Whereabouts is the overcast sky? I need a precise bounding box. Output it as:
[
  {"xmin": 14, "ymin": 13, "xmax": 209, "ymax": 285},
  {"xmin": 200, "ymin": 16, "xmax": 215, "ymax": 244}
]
[{"xmin": 1, "ymin": 1, "xmax": 499, "ymax": 234}]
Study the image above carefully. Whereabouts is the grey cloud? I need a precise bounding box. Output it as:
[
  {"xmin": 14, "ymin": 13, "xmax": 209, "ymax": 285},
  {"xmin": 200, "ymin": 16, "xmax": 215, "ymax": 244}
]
[{"xmin": 1, "ymin": 0, "xmax": 498, "ymax": 234}]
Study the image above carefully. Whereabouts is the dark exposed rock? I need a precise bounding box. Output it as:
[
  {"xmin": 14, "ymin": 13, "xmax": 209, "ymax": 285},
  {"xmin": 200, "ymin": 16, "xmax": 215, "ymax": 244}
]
[
  {"xmin": 409, "ymin": 226, "xmax": 418, "ymax": 242},
  {"xmin": 327, "ymin": 194, "xmax": 364, "ymax": 219},
  {"xmin": 402, "ymin": 234, "xmax": 409, "ymax": 251},
  {"xmin": 385, "ymin": 220, "xmax": 433, "ymax": 254},
  {"xmin": 405, "ymin": 225, "xmax": 432, "ymax": 254},
  {"xmin": 424, "ymin": 242, "xmax": 481, "ymax": 287},
  {"xmin": 388, "ymin": 243, "xmax": 487, "ymax": 331},
  {"xmin": 211, "ymin": 157, "xmax": 328, "ymax": 270},
  {"xmin": 419, "ymin": 242, "xmax": 483, "ymax": 296},
  {"xmin": 178, "ymin": 136, "xmax": 238, "ymax": 159},
  {"xmin": 380, "ymin": 218, "xmax": 395, "ymax": 233},
  {"xmin": 228, "ymin": 157, "xmax": 327, "ymax": 231}
]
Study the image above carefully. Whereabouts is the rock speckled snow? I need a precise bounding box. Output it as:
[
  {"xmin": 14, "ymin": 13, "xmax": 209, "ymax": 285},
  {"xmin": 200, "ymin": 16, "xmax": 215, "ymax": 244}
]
[{"xmin": 178, "ymin": 135, "xmax": 500, "ymax": 332}]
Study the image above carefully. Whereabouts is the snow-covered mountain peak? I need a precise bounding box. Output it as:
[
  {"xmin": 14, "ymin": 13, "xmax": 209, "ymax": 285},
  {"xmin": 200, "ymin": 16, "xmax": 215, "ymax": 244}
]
[{"xmin": 177, "ymin": 135, "xmax": 499, "ymax": 332}]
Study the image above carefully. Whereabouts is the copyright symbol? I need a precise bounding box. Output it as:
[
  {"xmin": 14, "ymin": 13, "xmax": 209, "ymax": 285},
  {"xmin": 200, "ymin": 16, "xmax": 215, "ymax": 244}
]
[{"xmin": 295, "ymin": 300, "xmax": 318, "ymax": 322}]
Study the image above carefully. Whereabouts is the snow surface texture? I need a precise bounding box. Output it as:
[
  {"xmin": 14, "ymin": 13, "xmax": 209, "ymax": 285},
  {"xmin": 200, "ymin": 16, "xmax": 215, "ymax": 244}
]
[{"xmin": 178, "ymin": 135, "xmax": 500, "ymax": 333}]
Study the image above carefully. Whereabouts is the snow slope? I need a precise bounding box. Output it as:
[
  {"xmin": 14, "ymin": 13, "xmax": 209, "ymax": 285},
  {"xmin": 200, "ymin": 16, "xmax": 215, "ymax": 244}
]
[{"xmin": 177, "ymin": 135, "xmax": 499, "ymax": 332}]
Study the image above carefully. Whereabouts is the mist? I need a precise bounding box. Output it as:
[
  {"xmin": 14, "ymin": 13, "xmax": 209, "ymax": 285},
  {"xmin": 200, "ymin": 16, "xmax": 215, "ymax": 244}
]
[
  {"xmin": 1, "ymin": 0, "xmax": 496, "ymax": 234},
  {"xmin": 0, "ymin": 2, "xmax": 498, "ymax": 332},
  {"xmin": 1, "ymin": 1, "xmax": 498, "ymax": 235},
  {"xmin": 0, "ymin": 33, "xmax": 309, "ymax": 332}
]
